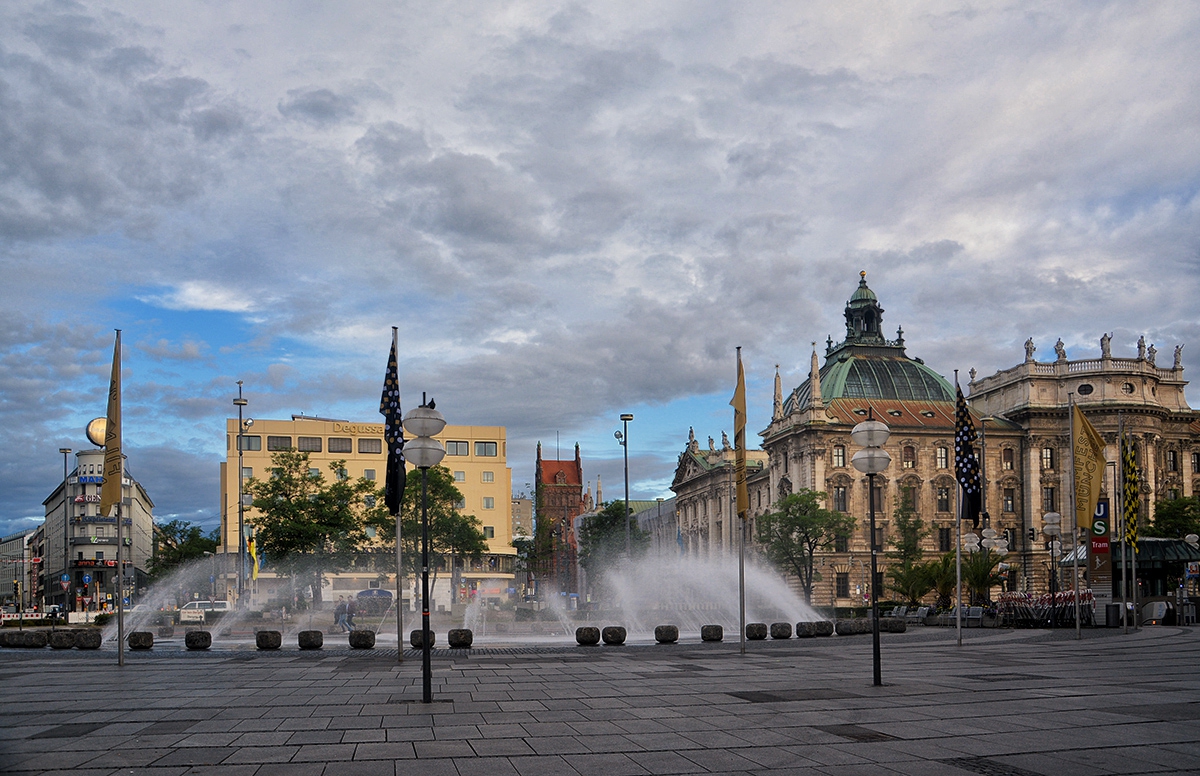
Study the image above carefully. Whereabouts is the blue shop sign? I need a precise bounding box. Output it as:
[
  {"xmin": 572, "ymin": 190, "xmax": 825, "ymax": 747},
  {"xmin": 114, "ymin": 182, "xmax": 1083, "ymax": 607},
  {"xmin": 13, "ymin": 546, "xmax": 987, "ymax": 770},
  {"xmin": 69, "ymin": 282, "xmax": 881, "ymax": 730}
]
[{"xmin": 78, "ymin": 476, "xmax": 104, "ymax": 483}]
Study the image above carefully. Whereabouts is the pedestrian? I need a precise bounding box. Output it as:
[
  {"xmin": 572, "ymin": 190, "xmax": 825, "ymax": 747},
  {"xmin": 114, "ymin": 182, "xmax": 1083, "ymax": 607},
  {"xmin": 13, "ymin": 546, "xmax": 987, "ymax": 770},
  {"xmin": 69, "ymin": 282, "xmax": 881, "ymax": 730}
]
[
  {"xmin": 334, "ymin": 596, "xmax": 348, "ymax": 632},
  {"xmin": 345, "ymin": 597, "xmax": 357, "ymax": 631}
]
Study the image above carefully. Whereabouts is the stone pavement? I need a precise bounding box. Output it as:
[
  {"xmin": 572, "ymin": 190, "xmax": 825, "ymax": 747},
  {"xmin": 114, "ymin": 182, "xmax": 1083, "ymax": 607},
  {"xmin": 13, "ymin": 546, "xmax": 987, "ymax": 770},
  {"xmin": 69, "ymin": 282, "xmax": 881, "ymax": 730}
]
[{"xmin": 2, "ymin": 625, "xmax": 1199, "ymax": 776}]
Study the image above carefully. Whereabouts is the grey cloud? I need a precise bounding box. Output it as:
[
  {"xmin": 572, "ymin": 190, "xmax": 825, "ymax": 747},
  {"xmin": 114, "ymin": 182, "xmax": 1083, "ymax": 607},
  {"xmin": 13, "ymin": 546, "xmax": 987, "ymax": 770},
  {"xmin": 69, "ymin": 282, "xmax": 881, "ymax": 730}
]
[
  {"xmin": 23, "ymin": 6, "xmax": 114, "ymax": 62},
  {"xmin": 278, "ymin": 87, "xmax": 356, "ymax": 124}
]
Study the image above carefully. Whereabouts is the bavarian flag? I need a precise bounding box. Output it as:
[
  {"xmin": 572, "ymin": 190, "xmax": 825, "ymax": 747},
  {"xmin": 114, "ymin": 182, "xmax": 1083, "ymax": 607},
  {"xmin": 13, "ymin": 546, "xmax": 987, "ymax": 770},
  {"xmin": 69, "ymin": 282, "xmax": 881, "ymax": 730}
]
[
  {"xmin": 954, "ymin": 382, "xmax": 982, "ymax": 528},
  {"xmin": 1122, "ymin": 432, "xmax": 1139, "ymax": 552},
  {"xmin": 379, "ymin": 328, "xmax": 406, "ymax": 516}
]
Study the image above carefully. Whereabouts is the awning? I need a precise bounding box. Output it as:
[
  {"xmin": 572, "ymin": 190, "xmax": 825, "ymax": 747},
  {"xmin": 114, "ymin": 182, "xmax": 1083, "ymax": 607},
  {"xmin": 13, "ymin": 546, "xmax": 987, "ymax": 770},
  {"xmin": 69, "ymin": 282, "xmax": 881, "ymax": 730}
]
[{"xmin": 356, "ymin": 588, "xmax": 393, "ymax": 598}]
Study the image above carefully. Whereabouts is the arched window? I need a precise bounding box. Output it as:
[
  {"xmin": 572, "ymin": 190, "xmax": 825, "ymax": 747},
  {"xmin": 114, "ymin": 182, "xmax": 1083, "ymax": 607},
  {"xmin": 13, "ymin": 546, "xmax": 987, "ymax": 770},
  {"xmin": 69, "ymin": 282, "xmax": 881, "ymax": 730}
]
[
  {"xmin": 1002, "ymin": 448, "xmax": 1014, "ymax": 470},
  {"xmin": 902, "ymin": 446, "xmax": 916, "ymax": 469}
]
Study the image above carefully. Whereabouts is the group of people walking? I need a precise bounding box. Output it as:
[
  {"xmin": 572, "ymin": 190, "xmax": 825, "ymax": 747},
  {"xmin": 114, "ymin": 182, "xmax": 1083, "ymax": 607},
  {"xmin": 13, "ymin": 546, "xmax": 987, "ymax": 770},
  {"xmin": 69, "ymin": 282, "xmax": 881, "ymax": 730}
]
[{"xmin": 334, "ymin": 596, "xmax": 357, "ymax": 633}]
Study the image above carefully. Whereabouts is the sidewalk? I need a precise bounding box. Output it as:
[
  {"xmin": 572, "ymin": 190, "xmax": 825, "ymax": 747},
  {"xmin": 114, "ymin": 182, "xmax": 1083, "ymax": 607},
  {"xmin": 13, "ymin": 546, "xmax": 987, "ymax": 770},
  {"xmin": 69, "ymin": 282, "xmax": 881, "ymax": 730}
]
[{"xmin": 2, "ymin": 625, "xmax": 1198, "ymax": 775}]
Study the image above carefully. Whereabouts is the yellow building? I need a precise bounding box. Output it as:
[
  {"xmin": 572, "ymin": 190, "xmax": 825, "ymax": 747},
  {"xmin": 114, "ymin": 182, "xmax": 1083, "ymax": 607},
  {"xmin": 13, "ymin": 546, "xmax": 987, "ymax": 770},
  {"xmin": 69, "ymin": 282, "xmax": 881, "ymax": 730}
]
[{"xmin": 218, "ymin": 415, "xmax": 515, "ymax": 610}]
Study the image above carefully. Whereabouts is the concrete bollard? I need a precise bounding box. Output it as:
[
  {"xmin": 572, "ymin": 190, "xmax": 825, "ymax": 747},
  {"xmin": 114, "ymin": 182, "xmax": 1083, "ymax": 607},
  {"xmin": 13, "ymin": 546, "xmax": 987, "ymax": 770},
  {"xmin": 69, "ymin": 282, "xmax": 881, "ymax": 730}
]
[
  {"xmin": 812, "ymin": 620, "xmax": 834, "ymax": 637},
  {"xmin": 745, "ymin": 622, "xmax": 768, "ymax": 640},
  {"xmin": 575, "ymin": 626, "xmax": 601, "ymax": 645},
  {"xmin": 185, "ymin": 631, "xmax": 212, "ymax": 651},
  {"xmin": 447, "ymin": 629, "xmax": 472, "ymax": 649},
  {"xmin": 75, "ymin": 629, "xmax": 102, "ymax": 650},
  {"xmin": 256, "ymin": 630, "xmax": 282, "ymax": 650},
  {"xmin": 298, "ymin": 630, "xmax": 324, "ymax": 650},
  {"xmin": 48, "ymin": 630, "xmax": 77, "ymax": 650},
  {"xmin": 22, "ymin": 631, "xmax": 49, "ymax": 648},
  {"xmin": 601, "ymin": 626, "xmax": 627, "ymax": 646},
  {"xmin": 349, "ymin": 630, "xmax": 376, "ymax": 649},
  {"xmin": 128, "ymin": 631, "xmax": 154, "ymax": 650},
  {"xmin": 881, "ymin": 617, "xmax": 907, "ymax": 633},
  {"xmin": 654, "ymin": 625, "xmax": 679, "ymax": 644},
  {"xmin": 409, "ymin": 629, "xmax": 435, "ymax": 649},
  {"xmin": 701, "ymin": 624, "xmax": 724, "ymax": 642},
  {"xmin": 770, "ymin": 622, "xmax": 793, "ymax": 639}
]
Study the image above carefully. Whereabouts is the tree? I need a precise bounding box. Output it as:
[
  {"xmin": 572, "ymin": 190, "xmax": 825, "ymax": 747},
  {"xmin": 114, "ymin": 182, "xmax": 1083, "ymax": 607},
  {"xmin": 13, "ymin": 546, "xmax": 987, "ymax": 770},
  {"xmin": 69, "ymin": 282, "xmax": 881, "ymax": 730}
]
[
  {"xmin": 961, "ymin": 550, "xmax": 1005, "ymax": 605},
  {"xmin": 578, "ymin": 500, "xmax": 650, "ymax": 596},
  {"xmin": 924, "ymin": 553, "xmax": 958, "ymax": 610},
  {"xmin": 245, "ymin": 450, "xmax": 379, "ymax": 605},
  {"xmin": 147, "ymin": 520, "xmax": 218, "ymax": 579},
  {"xmin": 756, "ymin": 489, "xmax": 855, "ymax": 604},
  {"xmin": 885, "ymin": 488, "xmax": 931, "ymax": 604},
  {"xmin": 1145, "ymin": 496, "xmax": 1200, "ymax": 539},
  {"xmin": 365, "ymin": 465, "xmax": 487, "ymax": 605}
]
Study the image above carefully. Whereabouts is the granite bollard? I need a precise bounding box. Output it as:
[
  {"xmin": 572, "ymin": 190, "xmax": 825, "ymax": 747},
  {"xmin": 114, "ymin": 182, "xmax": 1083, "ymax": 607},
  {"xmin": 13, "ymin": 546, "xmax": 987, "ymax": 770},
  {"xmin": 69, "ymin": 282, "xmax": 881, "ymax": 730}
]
[
  {"xmin": 128, "ymin": 631, "xmax": 154, "ymax": 650},
  {"xmin": 185, "ymin": 630, "xmax": 212, "ymax": 650},
  {"xmin": 654, "ymin": 625, "xmax": 679, "ymax": 644},
  {"xmin": 770, "ymin": 622, "xmax": 793, "ymax": 639},
  {"xmin": 298, "ymin": 630, "xmax": 323, "ymax": 650},
  {"xmin": 745, "ymin": 622, "xmax": 768, "ymax": 640},
  {"xmin": 447, "ymin": 629, "xmax": 472, "ymax": 649},
  {"xmin": 575, "ymin": 626, "xmax": 600, "ymax": 645},
  {"xmin": 701, "ymin": 624, "xmax": 724, "ymax": 642},
  {"xmin": 601, "ymin": 626, "xmax": 627, "ymax": 645},
  {"xmin": 256, "ymin": 630, "xmax": 282, "ymax": 650}
]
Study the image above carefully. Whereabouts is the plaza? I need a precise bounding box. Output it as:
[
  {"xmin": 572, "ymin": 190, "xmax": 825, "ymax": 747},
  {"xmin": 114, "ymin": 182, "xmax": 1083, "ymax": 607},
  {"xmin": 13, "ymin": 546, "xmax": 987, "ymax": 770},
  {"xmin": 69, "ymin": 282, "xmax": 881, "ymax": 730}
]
[{"xmin": 1, "ymin": 625, "xmax": 1198, "ymax": 775}]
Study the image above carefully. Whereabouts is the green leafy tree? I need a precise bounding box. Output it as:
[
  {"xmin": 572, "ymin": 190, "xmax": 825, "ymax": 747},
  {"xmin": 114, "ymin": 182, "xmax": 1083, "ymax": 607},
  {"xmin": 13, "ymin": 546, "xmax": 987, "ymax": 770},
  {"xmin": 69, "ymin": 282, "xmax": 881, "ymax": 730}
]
[
  {"xmin": 578, "ymin": 500, "xmax": 650, "ymax": 597},
  {"xmin": 756, "ymin": 489, "xmax": 855, "ymax": 604},
  {"xmin": 245, "ymin": 450, "xmax": 379, "ymax": 605},
  {"xmin": 147, "ymin": 520, "xmax": 218, "ymax": 579},
  {"xmin": 1145, "ymin": 496, "xmax": 1200, "ymax": 539},
  {"xmin": 885, "ymin": 488, "xmax": 932, "ymax": 604},
  {"xmin": 365, "ymin": 466, "xmax": 487, "ymax": 605}
]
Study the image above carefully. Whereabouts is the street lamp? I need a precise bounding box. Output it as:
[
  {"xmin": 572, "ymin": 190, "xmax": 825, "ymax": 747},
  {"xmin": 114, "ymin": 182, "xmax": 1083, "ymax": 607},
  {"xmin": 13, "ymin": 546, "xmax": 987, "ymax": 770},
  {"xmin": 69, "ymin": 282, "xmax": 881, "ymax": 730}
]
[
  {"xmin": 1043, "ymin": 512, "xmax": 1062, "ymax": 628},
  {"xmin": 59, "ymin": 448, "xmax": 71, "ymax": 614},
  {"xmin": 402, "ymin": 396, "xmax": 446, "ymax": 705},
  {"xmin": 615, "ymin": 413, "xmax": 634, "ymax": 558},
  {"xmin": 851, "ymin": 414, "xmax": 891, "ymax": 687},
  {"xmin": 234, "ymin": 382, "xmax": 250, "ymax": 604},
  {"xmin": 202, "ymin": 551, "xmax": 216, "ymax": 603}
]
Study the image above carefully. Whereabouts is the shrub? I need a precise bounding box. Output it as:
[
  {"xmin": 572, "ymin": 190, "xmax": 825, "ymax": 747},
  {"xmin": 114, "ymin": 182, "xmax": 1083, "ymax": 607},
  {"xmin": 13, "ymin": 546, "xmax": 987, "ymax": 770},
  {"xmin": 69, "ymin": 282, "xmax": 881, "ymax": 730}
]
[{"xmin": 93, "ymin": 613, "xmax": 113, "ymax": 627}]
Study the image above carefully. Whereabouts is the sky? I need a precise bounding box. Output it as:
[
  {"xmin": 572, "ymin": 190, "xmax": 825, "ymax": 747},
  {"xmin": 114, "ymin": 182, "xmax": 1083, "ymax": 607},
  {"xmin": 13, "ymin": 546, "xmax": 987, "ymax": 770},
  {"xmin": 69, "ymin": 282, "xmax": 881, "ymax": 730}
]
[{"xmin": 2, "ymin": 1, "xmax": 1199, "ymax": 538}]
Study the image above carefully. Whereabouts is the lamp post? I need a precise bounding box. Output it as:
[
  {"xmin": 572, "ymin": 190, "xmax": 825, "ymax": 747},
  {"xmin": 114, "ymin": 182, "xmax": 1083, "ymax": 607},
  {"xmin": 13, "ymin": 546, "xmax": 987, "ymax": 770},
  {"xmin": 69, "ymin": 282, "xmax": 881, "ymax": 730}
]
[
  {"xmin": 59, "ymin": 448, "xmax": 71, "ymax": 614},
  {"xmin": 1043, "ymin": 512, "xmax": 1062, "ymax": 627},
  {"xmin": 234, "ymin": 382, "xmax": 250, "ymax": 604},
  {"xmin": 203, "ymin": 551, "xmax": 216, "ymax": 604},
  {"xmin": 851, "ymin": 414, "xmax": 891, "ymax": 687},
  {"xmin": 615, "ymin": 413, "xmax": 634, "ymax": 558},
  {"xmin": 402, "ymin": 396, "xmax": 446, "ymax": 704}
]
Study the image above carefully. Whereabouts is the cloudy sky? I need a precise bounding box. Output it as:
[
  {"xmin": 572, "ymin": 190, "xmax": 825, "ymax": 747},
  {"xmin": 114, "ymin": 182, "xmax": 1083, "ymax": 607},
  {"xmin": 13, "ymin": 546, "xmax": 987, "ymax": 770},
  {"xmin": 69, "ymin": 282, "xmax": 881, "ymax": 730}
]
[{"xmin": 2, "ymin": 1, "xmax": 1198, "ymax": 538}]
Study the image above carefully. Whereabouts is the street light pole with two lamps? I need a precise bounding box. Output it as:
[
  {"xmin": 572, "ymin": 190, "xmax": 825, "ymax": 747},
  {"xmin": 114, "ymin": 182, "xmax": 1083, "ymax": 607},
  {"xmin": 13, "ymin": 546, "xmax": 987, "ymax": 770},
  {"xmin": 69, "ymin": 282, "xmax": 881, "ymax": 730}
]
[
  {"xmin": 851, "ymin": 412, "xmax": 891, "ymax": 687},
  {"xmin": 402, "ymin": 396, "xmax": 447, "ymax": 705}
]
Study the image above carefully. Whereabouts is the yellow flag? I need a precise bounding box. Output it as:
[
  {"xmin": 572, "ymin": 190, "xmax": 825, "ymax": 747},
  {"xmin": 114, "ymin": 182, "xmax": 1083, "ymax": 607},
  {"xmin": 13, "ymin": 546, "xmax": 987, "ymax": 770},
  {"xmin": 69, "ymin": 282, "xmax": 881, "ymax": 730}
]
[
  {"xmin": 729, "ymin": 347, "xmax": 749, "ymax": 520},
  {"xmin": 1072, "ymin": 405, "xmax": 1106, "ymax": 529},
  {"xmin": 100, "ymin": 331, "xmax": 123, "ymax": 518},
  {"xmin": 248, "ymin": 535, "xmax": 259, "ymax": 581}
]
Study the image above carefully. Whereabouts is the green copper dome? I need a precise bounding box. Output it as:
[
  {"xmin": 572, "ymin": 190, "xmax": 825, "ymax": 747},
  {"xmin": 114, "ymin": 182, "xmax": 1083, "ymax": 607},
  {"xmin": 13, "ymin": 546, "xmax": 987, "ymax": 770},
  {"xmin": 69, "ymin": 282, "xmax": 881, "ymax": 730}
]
[{"xmin": 782, "ymin": 273, "xmax": 955, "ymax": 413}]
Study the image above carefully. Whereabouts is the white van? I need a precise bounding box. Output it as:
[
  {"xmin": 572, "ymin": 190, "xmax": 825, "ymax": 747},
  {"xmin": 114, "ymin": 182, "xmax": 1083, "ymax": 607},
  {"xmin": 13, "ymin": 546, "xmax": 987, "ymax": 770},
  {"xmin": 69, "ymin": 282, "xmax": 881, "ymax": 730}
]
[{"xmin": 179, "ymin": 600, "xmax": 231, "ymax": 623}]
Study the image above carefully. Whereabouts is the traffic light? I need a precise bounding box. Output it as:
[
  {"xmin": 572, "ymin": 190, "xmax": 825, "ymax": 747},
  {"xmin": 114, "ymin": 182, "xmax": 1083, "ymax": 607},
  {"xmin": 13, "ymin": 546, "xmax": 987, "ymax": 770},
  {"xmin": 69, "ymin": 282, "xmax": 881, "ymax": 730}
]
[
  {"xmin": 1028, "ymin": 528, "xmax": 1037, "ymax": 542},
  {"xmin": 11, "ymin": 580, "xmax": 19, "ymax": 597}
]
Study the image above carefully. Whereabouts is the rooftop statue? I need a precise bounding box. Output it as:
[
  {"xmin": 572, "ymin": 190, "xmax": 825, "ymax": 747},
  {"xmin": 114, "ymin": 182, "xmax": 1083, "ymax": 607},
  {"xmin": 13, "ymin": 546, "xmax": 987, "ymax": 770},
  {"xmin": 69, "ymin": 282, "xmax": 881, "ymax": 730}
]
[
  {"xmin": 1024, "ymin": 338, "xmax": 1036, "ymax": 361},
  {"xmin": 1100, "ymin": 332, "xmax": 1112, "ymax": 359},
  {"xmin": 1054, "ymin": 339, "xmax": 1067, "ymax": 361}
]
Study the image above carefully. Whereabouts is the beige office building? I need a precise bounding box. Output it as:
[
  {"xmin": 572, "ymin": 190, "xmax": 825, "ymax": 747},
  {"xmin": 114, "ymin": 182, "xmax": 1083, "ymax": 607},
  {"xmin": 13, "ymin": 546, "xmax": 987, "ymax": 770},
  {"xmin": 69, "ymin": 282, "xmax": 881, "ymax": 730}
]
[{"xmin": 218, "ymin": 415, "xmax": 515, "ymax": 609}]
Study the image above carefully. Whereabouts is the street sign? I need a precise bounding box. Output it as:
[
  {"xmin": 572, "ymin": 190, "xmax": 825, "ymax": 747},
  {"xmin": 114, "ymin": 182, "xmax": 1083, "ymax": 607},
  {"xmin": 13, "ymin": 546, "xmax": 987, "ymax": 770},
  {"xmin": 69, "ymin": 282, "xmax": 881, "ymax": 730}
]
[
  {"xmin": 60, "ymin": 581, "xmax": 69, "ymax": 591},
  {"xmin": 31, "ymin": 557, "xmax": 41, "ymax": 564},
  {"xmin": 82, "ymin": 574, "xmax": 92, "ymax": 584},
  {"xmin": 81, "ymin": 596, "xmax": 92, "ymax": 606},
  {"xmin": 76, "ymin": 587, "xmax": 83, "ymax": 595},
  {"xmin": 60, "ymin": 574, "xmax": 69, "ymax": 582}
]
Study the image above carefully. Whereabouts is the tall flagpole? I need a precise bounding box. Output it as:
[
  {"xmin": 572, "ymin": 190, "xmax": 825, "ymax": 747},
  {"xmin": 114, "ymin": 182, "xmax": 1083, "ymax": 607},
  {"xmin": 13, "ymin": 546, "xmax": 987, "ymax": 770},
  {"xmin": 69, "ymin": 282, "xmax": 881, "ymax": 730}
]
[
  {"xmin": 1130, "ymin": 428, "xmax": 1139, "ymax": 632},
  {"xmin": 730, "ymin": 347, "xmax": 749, "ymax": 657},
  {"xmin": 1118, "ymin": 412, "xmax": 1128, "ymax": 634},
  {"xmin": 100, "ymin": 330, "xmax": 124, "ymax": 667},
  {"xmin": 380, "ymin": 327, "xmax": 406, "ymax": 662},
  {"xmin": 1068, "ymin": 394, "xmax": 1081, "ymax": 639},
  {"xmin": 954, "ymin": 371, "xmax": 963, "ymax": 647}
]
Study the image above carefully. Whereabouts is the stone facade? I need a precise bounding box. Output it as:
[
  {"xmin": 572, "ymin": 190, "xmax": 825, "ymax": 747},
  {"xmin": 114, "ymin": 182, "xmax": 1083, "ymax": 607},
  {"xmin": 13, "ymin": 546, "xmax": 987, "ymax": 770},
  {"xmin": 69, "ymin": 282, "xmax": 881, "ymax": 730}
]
[{"xmin": 671, "ymin": 428, "xmax": 769, "ymax": 559}]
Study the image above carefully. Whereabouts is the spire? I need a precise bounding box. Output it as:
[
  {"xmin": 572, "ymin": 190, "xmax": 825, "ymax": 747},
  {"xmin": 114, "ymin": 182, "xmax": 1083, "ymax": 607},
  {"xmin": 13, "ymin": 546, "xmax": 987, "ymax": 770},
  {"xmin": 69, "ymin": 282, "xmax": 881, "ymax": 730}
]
[
  {"xmin": 809, "ymin": 343, "xmax": 823, "ymax": 408},
  {"xmin": 772, "ymin": 364, "xmax": 783, "ymax": 421},
  {"xmin": 596, "ymin": 475, "xmax": 602, "ymax": 506}
]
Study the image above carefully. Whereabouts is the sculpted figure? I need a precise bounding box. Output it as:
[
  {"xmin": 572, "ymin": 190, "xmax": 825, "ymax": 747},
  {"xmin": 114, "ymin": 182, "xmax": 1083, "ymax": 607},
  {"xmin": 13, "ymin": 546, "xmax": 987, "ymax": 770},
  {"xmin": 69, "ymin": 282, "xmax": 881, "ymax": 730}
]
[
  {"xmin": 1137, "ymin": 336, "xmax": 1146, "ymax": 360},
  {"xmin": 1054, "ymin": 339, "xmax": 1067, "ymax": 360},
  {"xmin": 708, "ymin": 436, "xmax": 716, "ymax": 453},
  {"xmin": 1147, "ymin": 344, "xmax": 1157, "ymax": 366},
  {"xmin": 1024, "ymin": 338, "xmax": 1036, "ymax": 361},
  {"xmin": 721, "ymin": 431, "xmax": 731, "ymax": 450},
  {"xmin": 1100, "ymin": 332, "xmax": 1111, "ymax": 359},
  {"xmin": 1174, "ymin": 344, "xmax": 1184, "ymax": 370}
]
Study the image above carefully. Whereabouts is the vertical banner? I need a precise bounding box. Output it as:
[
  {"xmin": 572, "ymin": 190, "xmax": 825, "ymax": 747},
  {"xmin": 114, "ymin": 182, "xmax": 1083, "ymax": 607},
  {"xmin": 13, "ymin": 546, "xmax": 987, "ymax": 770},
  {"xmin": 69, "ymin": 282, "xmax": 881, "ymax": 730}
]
[
  {"xmin": 100, "ymin": 331, "xmax": 122, "ymax": 518},
  {"xmin": 1090, "ymin": 498, "xmax": 1112, "ymax": 624},
  {"xmin": 1072, "ymin": 405, "xmax": 1106, "ymax": 529},
  {"xmin": 729, "ymin": 347, "xmax": 748, "ymax": 521}
]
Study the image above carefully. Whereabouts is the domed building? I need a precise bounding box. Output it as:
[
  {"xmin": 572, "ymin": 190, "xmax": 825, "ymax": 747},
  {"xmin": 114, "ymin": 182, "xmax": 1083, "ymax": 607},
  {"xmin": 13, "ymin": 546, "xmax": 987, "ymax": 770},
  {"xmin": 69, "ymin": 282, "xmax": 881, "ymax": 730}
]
[{"xmin": 757, "ymin": 272, "xmax": 1026, "ymax": 607}]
